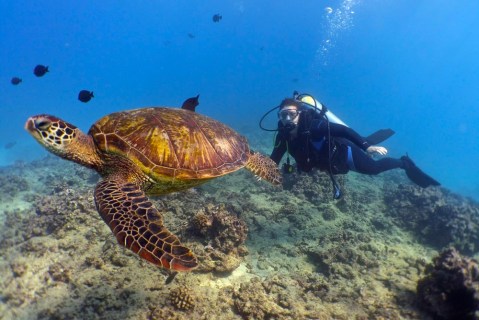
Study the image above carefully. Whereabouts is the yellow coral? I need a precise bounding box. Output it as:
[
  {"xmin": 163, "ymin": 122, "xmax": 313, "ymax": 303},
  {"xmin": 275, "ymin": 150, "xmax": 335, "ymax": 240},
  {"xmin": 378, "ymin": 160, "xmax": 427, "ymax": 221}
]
[{"xmin": 169, "ymin": 287, "xmax": 195, "ymax": 311}]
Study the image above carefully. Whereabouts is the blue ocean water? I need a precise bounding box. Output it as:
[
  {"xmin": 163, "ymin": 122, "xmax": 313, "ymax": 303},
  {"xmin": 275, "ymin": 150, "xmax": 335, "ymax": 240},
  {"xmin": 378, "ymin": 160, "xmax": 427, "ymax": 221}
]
[{"xmin": 1, "ymin": 0, "xmax": 478, "ymax": 200}]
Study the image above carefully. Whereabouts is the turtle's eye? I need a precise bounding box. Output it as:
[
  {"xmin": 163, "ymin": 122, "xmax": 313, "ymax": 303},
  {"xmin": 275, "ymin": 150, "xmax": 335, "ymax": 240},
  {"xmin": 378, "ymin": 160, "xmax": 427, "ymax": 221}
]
[{"xmin": 34, "ymin": 119, "xmax": 52, "ymax": 131}]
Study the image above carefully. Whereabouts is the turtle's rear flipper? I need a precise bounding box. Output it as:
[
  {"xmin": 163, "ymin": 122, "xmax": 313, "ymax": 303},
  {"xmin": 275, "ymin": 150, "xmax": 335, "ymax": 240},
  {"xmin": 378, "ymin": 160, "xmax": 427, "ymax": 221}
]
[
  {"xmin": 246, "ymin": 151, "xmax": 282, "ymax": 185},
  {"xmin": 94, "ymin": 179, "xmax": 198, "ymax": 271}
]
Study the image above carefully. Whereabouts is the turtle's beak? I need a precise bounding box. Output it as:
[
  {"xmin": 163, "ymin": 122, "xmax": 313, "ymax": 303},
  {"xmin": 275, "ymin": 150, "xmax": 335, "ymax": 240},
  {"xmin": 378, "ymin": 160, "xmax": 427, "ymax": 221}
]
[
  {"xmin": 25, "ymin": 116, "xmax": 52, "ymax": 131},
  {"xmin": 24, "ymin": 116, "xmax": 42, "ymax": 141},
  {"xmin": 24, "ymin": 117, "xmax": 35, "ymax": 132},
  {"xmin": 25, "ymin": 120, "xmax": 43, "ymax": 151},
  {"xmin": 25, "ymin": 115, "xmax": 57, "ymax": 147}
]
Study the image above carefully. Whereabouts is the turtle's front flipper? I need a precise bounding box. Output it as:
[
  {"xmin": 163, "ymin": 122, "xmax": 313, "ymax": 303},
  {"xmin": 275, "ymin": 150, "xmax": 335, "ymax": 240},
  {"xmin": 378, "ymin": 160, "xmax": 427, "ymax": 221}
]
[
  {"xmin": 94, "ymin": 179, "xmax": 198, "ymax": 271},
  {"xmin": 246, "ymin": 151, "xmax": 282, "ymax": 185}
]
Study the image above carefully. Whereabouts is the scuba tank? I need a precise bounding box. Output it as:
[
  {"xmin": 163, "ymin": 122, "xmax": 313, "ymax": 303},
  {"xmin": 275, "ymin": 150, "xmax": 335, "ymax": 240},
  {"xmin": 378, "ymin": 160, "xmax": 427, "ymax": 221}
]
[
  {"xmin": 295, "ymin": 93, "xmax": 395, "ymax": 145},
  {"xmin": 294, "ymin": 92, "xmax": 348, "ymax": 127},
  {"xmin": 293, "ymin": 92, "xmax": 344, "ymax": 199}
]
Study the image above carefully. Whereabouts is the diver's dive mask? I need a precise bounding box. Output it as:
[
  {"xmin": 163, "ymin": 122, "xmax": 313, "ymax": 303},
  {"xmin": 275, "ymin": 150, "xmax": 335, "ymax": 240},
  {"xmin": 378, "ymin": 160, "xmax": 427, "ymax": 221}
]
[
  {"xmin": 278, "ymin": 109, "xmax": 300, "ymax": 131},
  {"xmin": 279, "ymin": 109, "xmax": 300, "ymax": 121}
]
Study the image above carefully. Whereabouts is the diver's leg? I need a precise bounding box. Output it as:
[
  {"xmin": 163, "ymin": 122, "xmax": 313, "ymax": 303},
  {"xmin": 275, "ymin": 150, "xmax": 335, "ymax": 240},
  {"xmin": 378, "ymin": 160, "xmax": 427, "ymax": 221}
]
[
  {"xmin": 349, "ymin": 145, "xmax": 439, "ymax": 187},
  {"xmin": 349, "ymin": 144, "xmax": 402, "ymax": 175}
]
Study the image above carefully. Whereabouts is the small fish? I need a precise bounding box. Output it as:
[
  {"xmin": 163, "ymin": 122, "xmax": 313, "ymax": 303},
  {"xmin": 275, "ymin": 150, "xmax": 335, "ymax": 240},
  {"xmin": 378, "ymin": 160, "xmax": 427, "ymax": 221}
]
[
  {"xmin": 78, "ymin": 90, "xmax": 94, "ymax": 103},
  {"xmin": 181, "ymin": 94, "xmax": 200, "ymax": 112},
  {"xmin": 164, "ymin": 271, "xmax": 178, "ymax": 284},
  {"xmin": 4, "ymin": 141, "xmax": 16, "ymax": 149},
  {"xmin": 33, "ymin": 65, "xmax": 49, "ymax": 77},
  {"xmin": 187, "ymin": 33, "xmax": 195, "ymax": 39},
  {"xmin": 11, "ymin": 77, "xmax": 22, "ymax": 85},
  {"xmin": 212, "ymin": 14, "xmax": 222, "ymax": 23}
]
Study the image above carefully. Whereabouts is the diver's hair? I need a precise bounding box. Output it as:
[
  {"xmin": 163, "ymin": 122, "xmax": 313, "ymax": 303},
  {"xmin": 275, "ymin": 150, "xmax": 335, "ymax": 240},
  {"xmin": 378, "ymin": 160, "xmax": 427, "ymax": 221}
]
[{"xmin": 279, "ymin": 98, "xmax": 302, "ymax": 110}]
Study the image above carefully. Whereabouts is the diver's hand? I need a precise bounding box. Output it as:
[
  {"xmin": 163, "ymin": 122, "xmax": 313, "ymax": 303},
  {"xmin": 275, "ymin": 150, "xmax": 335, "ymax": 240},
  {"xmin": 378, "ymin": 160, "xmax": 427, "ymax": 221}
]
[{"xmin": 366, "ymin": 145, "xmax": 388, "ymax": 156}]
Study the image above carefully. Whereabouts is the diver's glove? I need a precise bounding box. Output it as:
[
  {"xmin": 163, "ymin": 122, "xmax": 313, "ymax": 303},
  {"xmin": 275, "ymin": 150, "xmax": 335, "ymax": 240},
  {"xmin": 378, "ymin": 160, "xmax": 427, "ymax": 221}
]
[{"xmin": 366, "ymin": 145, "xmax": 388, "ymax": 156}]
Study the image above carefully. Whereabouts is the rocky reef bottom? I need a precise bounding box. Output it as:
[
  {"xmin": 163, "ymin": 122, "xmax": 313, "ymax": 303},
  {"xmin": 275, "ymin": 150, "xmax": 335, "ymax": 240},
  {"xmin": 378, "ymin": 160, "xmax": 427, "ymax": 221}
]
[{"xmin": 1, "ymin": 153, "xmax": 479, "ymax": 320}]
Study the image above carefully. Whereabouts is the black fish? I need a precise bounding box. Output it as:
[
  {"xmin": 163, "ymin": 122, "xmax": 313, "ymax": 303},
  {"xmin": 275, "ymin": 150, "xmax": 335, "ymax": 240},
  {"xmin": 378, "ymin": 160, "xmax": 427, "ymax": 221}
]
[
  {"xmin": 33, "ymin": 65, "xmax": 49, "ymax": 77},
  {"xmin": 4, "ymin": 141, "xmax": 16, "ymax": 149},
  {"xmin": 212, "ymin": 14, "xmax": 222, "ymax": 22},
  {"xmin": 78, "ymin": 90, "xmax": 94, "ymax": 103},
  {"xmin": 11, "ymin": 77, "xmax": 22, "ymax": 85},
  {"xmin": 181, "ymin": 94, "xmax": 200, "ymax": 112},
  {"xmin": 187, "ymin": 33, "xmax": 195, "ymax": 39}
]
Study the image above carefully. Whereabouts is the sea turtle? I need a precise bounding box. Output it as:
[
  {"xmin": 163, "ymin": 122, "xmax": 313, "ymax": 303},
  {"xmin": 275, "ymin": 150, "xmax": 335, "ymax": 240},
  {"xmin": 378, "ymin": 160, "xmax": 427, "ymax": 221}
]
[{"xmin": 25, "ymin": 107, "xmax": 281, "ymax": 271}]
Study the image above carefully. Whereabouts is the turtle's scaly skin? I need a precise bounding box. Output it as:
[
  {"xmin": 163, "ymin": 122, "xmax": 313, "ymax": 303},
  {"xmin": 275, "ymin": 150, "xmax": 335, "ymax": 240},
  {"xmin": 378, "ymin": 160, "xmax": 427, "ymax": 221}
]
[
  {"xmin": 94, "ymin": 180, "xmax": 197, "ymax": 270},
  {"xmin": 25, "ymin": 107, "xmax": 281, "ymax": 272}
]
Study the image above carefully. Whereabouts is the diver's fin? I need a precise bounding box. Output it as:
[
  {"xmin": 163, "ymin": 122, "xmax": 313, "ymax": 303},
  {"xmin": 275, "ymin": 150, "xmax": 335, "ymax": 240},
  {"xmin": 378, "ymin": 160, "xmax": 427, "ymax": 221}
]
[
  {"xmin": 401, "ymin": 155, "xmax": 440, "ymax": 188},
  {"xmin": 365, "ymin": 129, "xmax": 395, "ymax": 145}
]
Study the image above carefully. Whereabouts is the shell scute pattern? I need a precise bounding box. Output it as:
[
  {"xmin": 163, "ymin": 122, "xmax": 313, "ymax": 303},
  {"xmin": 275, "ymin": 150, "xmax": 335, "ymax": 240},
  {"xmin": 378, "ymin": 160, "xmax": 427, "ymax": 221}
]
[{"xmin": 89, "ymin": 108, "xmax": 249, "ymax": 182}]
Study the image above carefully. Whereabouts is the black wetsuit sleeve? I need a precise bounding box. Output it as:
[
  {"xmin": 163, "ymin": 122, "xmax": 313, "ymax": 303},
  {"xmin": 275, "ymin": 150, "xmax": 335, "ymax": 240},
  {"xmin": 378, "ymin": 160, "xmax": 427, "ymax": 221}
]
[
  {"xmin": 270, "ymin": 134, "xmax": 287, "ymax": 164},
  {"xmin": 312, "ymin": 121, "xmax": 371, "ymax": 151}
]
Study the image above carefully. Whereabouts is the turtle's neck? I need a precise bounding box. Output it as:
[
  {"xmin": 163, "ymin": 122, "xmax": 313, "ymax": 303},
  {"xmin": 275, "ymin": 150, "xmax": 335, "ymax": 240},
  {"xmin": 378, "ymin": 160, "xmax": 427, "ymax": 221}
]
[{"xmin": 68, "ymin": 132, "xmax": 103, "ymax": 171}]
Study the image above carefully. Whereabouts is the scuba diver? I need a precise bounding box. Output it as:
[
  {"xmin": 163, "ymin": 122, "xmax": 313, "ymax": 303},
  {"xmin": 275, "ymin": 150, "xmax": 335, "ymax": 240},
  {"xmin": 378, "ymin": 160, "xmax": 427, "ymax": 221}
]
[{"xmin": 260, "ymin": 92, "xmax": 440, "ymax": 199}]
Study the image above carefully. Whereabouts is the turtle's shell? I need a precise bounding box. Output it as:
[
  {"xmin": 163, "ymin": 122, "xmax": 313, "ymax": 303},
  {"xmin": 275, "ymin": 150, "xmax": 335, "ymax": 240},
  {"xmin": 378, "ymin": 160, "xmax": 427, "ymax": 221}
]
[{"xmin": 89, "ymin": 107, "xmax": 249, "ymax": 192}]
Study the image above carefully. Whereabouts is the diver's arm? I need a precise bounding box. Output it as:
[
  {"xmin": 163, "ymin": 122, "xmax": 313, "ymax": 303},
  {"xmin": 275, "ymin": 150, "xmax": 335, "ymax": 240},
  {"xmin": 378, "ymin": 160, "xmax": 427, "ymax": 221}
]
[
  {"xmin": 366, "ymin": 145, "xmax": 388, "ymax": 155},
  {"xmin": 270, "ymin": 136, "xmax": 287, "ymax": 164},
  {"xmin": 325, "ymin": 123, "xmax": 371, "ymax": 151}
]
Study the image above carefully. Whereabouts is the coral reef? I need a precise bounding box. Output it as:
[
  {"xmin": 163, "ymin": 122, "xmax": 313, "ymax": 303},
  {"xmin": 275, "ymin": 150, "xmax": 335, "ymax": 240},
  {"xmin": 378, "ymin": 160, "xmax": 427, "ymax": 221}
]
[
  {"xmin": 384, "ymin": 184, "xmax": 479, "ymax": 254},
  {"xmin": 417, "ymin": 247, "xmax": 479, "ymax": 319},
  {"xmin": 48, "ymin": 262, "xmax": 72, "ymax": 283},
  {"xmin": 169, "ymin": 287, "xmax": 196, "ymax": 311},
  {"xmin": 189, "ymin": 204, "xmax": 249, "ymax": 273},
  {"xmin": 233, "ymin": 277, "xmax": 292, "ymax": 319},
  {"xmin": 305, "ymin": 228, "xmax": 380, "ymax": 279},
  {"xmin": 190, "ymin": 204, "xmax": 248, "ymax": 253},
  {"xmin": 0, "ymin": 173, "xmax": 29, "ymax": 200},
  {"xmin": 2, "ymin": 147, "xmax": 478, "ymax": 320},
  {"xmin": 282, "ymin": 169, "xmax": 342, "ymax": 206},
  {"xmin": 1, "ymin": 185, "xmax": 96, "ymax": 245}
]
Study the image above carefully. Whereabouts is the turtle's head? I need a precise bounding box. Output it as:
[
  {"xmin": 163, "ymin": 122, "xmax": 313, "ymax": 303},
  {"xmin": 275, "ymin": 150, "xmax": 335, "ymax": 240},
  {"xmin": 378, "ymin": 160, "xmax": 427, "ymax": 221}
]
[
  {"xmin": 25, "ymin": 115, "xmax": 101, "ymax": 169},
  {"xmin": 25, "ymin": 115, "xmax": 79, "ymax": 156}
]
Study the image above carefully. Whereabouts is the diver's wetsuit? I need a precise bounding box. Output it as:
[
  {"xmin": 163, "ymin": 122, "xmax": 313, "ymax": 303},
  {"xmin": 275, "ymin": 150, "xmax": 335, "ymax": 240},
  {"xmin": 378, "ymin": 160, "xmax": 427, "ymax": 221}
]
[{"xmin": 270, "ymin": 110, "xmax": 404, "ymax": 175}]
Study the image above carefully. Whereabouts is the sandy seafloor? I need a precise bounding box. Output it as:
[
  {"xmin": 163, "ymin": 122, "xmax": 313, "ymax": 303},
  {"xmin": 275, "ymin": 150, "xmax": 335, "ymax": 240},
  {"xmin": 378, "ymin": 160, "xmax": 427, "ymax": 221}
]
[{"xmin": 1, "ymin": 128, "xmax": 479, "ymax": 320}]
